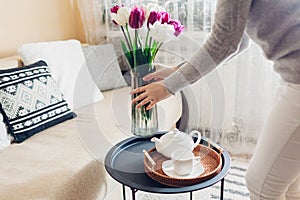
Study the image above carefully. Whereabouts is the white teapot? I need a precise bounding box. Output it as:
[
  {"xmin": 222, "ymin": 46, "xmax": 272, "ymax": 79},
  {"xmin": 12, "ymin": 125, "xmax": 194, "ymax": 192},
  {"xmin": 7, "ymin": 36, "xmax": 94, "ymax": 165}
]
[{"xmin": 151, "ymin": 129, "xmax": 202, "ymax": 158}]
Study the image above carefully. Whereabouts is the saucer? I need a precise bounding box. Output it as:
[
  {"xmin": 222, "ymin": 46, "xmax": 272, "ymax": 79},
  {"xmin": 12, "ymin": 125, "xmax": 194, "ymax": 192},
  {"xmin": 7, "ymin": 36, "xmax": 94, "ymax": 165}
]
[{"xmin": 162, "ymin": 160, "xmax": 204, "ymax": 179}]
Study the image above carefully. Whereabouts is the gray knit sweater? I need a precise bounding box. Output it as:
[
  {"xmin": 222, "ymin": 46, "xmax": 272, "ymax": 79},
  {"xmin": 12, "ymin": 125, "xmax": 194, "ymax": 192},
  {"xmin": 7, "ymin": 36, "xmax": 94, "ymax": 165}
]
[{"xmin": 164, "ymin": 0, "xmax": 300, "ymax": 94}]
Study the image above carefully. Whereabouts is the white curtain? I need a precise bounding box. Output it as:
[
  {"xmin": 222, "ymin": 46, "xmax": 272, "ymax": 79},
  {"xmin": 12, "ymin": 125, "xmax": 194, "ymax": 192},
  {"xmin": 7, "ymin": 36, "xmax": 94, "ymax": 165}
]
[
  {"xmin": 225, "ymin": 43, "xmax": 280, "ymax": 154},
  {"xmin": 80, "ymin": 0, "xmax": 281, "ymax": 155},
  {"xmin": 76, "ymin": 0, "xmax": 106, "ymax": 44},
  {"xmin": 164, "ymin": 41, "xmax": 279, "ymax": 156}
]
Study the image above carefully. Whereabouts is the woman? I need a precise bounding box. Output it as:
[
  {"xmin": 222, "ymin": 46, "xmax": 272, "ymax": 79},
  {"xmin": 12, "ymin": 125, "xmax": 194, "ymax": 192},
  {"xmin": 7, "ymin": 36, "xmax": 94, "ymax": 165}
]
[{"xmin": 131, "ymin": 0, "xmax": 300, "ymax": 199}]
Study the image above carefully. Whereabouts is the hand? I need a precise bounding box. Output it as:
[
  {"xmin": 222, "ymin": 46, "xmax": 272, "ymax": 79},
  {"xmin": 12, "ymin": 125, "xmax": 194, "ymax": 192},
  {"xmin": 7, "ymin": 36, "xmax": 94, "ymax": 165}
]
[
  {"xmin": 130, "ymin": 81, "xmax": 172, "ymax": 110},
  {"xmin": 143, "ymin": 64, "xmax": 178, "ymax": 82}
]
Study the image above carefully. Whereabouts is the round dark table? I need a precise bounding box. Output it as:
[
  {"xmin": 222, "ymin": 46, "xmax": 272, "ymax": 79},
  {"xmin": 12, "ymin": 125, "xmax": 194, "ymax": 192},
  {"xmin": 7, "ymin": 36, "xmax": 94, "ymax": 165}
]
[{"xmin": 105, "ymin": 133, "xmax": 231, "ymax": 200}]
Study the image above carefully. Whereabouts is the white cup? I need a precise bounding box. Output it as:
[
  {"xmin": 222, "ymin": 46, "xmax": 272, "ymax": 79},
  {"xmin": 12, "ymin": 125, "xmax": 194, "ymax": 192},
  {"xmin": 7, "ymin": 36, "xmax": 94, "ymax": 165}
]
[{"xmin": 171, "ymin": 151, "xmax": 201, "ymax": 176}]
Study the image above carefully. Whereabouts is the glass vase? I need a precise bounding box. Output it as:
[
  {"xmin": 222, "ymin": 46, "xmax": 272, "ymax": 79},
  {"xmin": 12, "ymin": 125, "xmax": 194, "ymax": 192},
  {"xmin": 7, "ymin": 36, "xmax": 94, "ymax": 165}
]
[{"xmin": 131, "ymin": 67, "xmax": 158, "ymax": 137}]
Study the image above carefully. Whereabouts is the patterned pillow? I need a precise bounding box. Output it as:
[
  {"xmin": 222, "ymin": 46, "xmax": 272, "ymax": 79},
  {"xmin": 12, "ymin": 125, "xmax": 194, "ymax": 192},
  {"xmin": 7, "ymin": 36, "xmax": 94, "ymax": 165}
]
[{"xmin": 0, "ymin": 60, "xmax": 76, "ymax": 143}]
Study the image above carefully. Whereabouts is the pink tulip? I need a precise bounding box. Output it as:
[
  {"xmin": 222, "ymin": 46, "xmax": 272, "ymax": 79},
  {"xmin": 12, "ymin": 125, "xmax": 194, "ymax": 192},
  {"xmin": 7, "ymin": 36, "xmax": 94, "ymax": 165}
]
[
  {"xmin": 160, "ymin": 11, "xmax": 170, "ymax": 24},
  {"xmin": 129, "ymin": 7, "xmax": 145, "ymax": 29},
  {"xmin": 168, "ymin": 20, "xmax": 185, "ymax": 36},
  {"xmin": 147, "ymin": 11, "xmax": 162, "ymax": 28},
  {"xmin": 110, "ymin": 5, "xmax": 120, "ymax": 25},
  {"xmin": 110, "ymin": 5, "xmax": 119, "ymax": 14}
]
